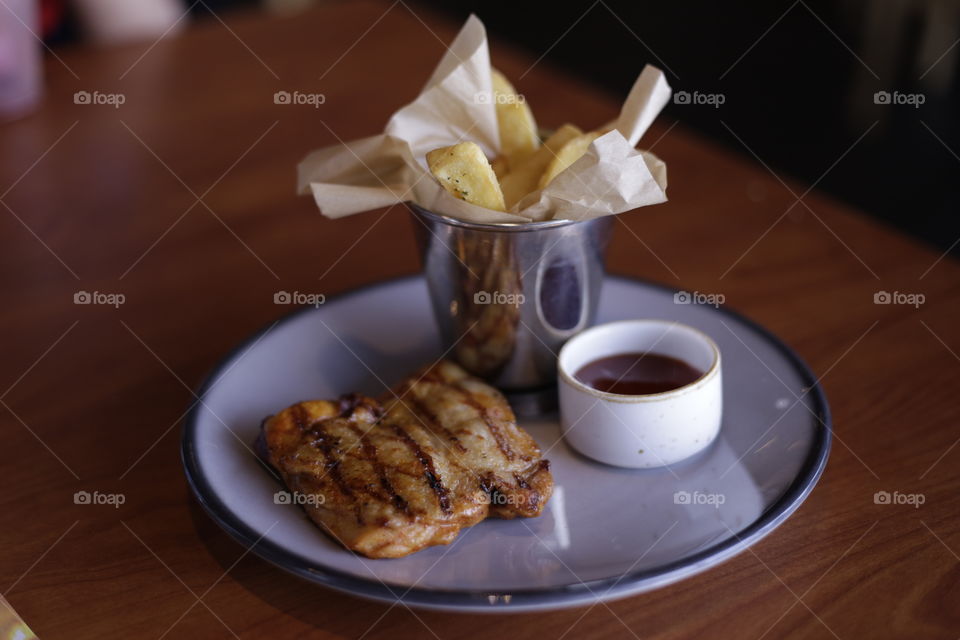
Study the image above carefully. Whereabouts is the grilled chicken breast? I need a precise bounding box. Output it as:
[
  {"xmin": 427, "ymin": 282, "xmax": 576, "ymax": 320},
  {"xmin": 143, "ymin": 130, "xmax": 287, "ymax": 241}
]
[{"xmin": 258, "ymin": 360, "xmax": 553, "ymax": 558}]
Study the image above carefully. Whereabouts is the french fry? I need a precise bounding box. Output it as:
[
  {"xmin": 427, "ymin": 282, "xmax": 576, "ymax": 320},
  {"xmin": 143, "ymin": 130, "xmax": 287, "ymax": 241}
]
[
  {"xmin": 427, "ymin": 142, "xmax": 506, "ymax": 211},
  {"xmin": 491, "ymin": 68, "xmax": 539, "ymax": 168},
  {"xmin": 538, "ymin": 131, "xmax": 603, "ymax": 190},
  {"xmin": 499, "ymin": 123, "xmax": 582, "ymax": 208}
]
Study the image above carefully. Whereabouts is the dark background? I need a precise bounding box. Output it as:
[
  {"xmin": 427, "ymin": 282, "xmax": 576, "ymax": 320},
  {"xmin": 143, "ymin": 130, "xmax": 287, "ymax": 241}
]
[{"xmin": 46, "ymin": 0, "xmax": 960, "ymax": 256}]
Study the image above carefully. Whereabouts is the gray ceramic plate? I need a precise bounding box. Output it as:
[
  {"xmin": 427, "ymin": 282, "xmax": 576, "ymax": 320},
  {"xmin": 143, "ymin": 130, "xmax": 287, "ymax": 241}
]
[{"xmin": 181, "ymin": 276, "xmax": 830, "ymax": 612}]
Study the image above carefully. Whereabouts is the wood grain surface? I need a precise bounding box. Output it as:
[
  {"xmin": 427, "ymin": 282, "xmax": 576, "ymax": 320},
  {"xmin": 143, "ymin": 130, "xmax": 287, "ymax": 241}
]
[{"xmin": 2, "ymin": 1, "xmax": 959, "ymax": 638}]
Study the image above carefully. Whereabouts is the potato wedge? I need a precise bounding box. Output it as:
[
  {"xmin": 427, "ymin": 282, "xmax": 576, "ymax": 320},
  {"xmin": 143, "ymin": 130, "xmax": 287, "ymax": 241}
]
[
  {"xmin": 538, "ymin": 131, "xmax": 603, "ymax": 190},
  {"xmin": 500, "ymin": 123, "xmax": 582, "ymax": 208},
  {"xmin": 491, "ymin": 68, "xmax": 539, "ymax": 167},
  {"xmin": 491, "ymin": 155, "xmax": 510, "ymax": 180},
  {"xmin": 426, "ymin": 142, "xmax": 506, "ymax": 211}
]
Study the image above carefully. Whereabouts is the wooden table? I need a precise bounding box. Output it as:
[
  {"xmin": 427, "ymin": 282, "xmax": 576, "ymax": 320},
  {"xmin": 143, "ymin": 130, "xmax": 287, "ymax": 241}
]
[{"xmin": 3, "ymin": 1, "xmax": 958, "ymax": 637}]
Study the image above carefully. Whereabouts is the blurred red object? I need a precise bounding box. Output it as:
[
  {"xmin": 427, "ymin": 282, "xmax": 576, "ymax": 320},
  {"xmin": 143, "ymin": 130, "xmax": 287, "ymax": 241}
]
[{"xmin": 40, "ymin": 0, "xmax": 66, "ymax": 38}]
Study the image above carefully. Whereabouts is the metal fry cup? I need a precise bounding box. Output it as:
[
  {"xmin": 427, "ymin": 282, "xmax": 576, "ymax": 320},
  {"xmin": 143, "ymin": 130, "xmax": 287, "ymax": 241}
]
[{"xmin": 408, "ymin": 203, "xmax": 613, "ymax": 413}]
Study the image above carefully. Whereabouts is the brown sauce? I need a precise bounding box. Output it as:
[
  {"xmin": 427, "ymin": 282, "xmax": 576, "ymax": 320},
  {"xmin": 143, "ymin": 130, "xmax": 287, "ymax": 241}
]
[{"xmin": 574, "ymin": 352, "xmax": 703, "ymax": 395}]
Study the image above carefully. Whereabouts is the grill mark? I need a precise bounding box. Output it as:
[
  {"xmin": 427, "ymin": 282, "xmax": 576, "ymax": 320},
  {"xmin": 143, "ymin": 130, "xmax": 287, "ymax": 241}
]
[
  {"xmin": 417, "ymin": 368, "xmax": 521, "ymax": 462},
  {"xmin": 338, "ymin": 393, "xmax": 384, "ymax": 420},
  {"xmin": 513, "ymin": 460, "xmax": 549, "ymax": 490},
  {"xmin": 299, "ymin": 445, "xmax": 441, "ymax": 483},
  {"xmin": 448, "ymin": 383, "xmax": 518, "ymax": 462},
  {"xmin": 479, "ymin": 473, "xmax": 496, "ymax": 494},
  {"xmin": 293, "ymin": 405, "xmax": 361, "ymax": 522},
  {"xmin": 513, "ymin": 473, "xmax": 530, "ymax": 489},
  {"xmin": 395, "ymin": 382, "xmax": 468, "ymax": 454},
  {"xmin": 344, "ymin": 422, "xmax": 410, "ymax": 515},
  {"xmin": 387, "ymin": 422, "xmax": 452, "ymax": 514},
  {"xmin": 290, "ymin": 404, "xmax": 419, "ymax": 516},
  {"xmin": 337, "ymin": 394, "xmax": 408, "ymax": 510}
]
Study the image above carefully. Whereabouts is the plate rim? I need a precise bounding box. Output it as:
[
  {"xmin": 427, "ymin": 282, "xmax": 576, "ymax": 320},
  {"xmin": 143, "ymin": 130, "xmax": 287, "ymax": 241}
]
[{"xmin": 180, "ymin": 274, "xmax": 832, "ymax": 611}]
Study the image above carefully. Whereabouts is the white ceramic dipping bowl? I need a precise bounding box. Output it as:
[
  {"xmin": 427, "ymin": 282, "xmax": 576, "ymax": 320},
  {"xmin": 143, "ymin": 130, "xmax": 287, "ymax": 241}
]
[{"xmin": 558, "ymin": 320, "xmax": 723, "ymax": 468}]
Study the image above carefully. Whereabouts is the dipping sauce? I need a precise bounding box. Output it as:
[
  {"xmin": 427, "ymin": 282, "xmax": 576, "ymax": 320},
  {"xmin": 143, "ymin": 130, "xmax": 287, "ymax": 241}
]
[{"xmin": 574, "ymin": 352, "xmax": 703, "ymax": 395}]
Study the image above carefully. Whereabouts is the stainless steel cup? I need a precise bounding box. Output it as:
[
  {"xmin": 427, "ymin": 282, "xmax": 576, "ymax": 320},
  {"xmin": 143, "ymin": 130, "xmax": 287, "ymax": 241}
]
[{"xmin": 408, "ymin": 203, "xmax": 613, "ymax": 413}]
